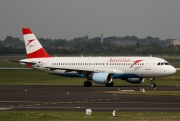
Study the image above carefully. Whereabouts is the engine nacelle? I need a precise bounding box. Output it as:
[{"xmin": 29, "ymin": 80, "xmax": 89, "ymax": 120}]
[
  {"xmin": 92, "ymin": 73, "xmax": 113, "ymax": 84},
  {"xmin": 125, "ymin": 78, "xmax": 145, "ymax": 84}
]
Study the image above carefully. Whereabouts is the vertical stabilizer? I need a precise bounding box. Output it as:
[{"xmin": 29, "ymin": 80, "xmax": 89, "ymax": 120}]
[{"xmin": 22, "ymin": 28, "xmax": 51, "ymax": 58}]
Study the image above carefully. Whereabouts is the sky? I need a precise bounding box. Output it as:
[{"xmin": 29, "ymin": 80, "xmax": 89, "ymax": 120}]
[{"xmin": 0, "ymin": 0, "xmax": 180, "ymax": 40}]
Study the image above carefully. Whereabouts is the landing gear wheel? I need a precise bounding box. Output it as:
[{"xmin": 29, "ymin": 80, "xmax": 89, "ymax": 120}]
[
  {"xmin": 83, "ymin": 81, "xmax": 92, "ymax": 87},
  {"xmin": 106, "ymin": 82, "xmax": 114, "ymax": 87},
  {"xmin": 150, "ymin": 83, "xmax": 156, "ymax": 87},
  {"xmin": 150, "ymin": 77, "xmax": 156, "ymax": 87}
]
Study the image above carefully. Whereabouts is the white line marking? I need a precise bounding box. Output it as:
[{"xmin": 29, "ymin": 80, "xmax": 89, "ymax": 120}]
[{"xmin": 0, "ymin": 108, "xmax": 12, "ymax": 110}]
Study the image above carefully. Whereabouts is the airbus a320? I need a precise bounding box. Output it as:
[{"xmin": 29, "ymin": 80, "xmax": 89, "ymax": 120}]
[{"xmin": 19, "ymin": 28, "xmax": 176, "ymax": 87}]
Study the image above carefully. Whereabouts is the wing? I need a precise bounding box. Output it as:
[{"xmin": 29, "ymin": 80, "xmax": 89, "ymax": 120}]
[{"xmin": 44, "ymin": 66, "xmax": 124, "ymax": 74}]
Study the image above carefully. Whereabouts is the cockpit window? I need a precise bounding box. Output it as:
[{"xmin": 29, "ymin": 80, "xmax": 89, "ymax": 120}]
[{"xmin": 157, "ymin": 62, "xmax": 170, "ymax": 66}]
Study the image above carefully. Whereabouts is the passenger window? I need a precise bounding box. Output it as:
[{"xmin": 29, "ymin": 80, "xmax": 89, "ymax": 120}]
[{"xmin": 157, "ymin": 63, "xmax": 160, "ymax": 66}]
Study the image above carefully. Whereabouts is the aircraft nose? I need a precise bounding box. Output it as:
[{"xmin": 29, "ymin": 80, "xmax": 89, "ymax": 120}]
[{"xmin": 168, "ymin": 66, "xmax": 176, "ymax": 75}]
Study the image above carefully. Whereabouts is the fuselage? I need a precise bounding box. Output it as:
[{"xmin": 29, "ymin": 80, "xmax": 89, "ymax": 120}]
[{"xmin": 20, "ymin": 56, "xmax": 176, "ymax": 79}]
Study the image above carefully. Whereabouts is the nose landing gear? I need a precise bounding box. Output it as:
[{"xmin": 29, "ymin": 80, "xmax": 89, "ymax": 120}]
[{"xmin": 150, "ymin": 77, "xmax": 156, "ymax": 87}]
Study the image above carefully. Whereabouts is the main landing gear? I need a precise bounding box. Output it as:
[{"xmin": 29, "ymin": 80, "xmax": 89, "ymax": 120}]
[
  {"xmin": 83, "ymin": 80, "xmax": 114, "ymax": 87},
  {"xmin": 106, "ymin": 82, "xmax": 114, "ymax": 87},
  {"xmin": 150, "ymin": 77, "xmax": 156, "ymax": 87},
  {"xmin": 83, "ymin": 80, "xmax": 92, "ymax": 87}
]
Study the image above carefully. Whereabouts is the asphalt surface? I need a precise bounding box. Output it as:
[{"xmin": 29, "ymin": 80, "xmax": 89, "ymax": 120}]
[{"xmin": 0, "ymin": 85, "xmax": 180, "ymax": 112}]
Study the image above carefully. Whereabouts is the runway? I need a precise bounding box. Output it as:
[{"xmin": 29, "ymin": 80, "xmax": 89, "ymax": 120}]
[{"xmin": 0, "ymin": 85, "xmax": 180, "ymax": 112}]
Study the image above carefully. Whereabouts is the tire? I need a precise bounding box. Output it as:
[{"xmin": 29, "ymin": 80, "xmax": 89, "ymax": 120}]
[
  {"xmin": 106, "ymin": 82, "xmax": 114, "ymax": 87},
  {"xmin": 84, "ymin": 81, "xmax": 92, "ymax": 87},
  {"xmin": 150, "ymin": 83, "xmax": 156, "ymax": 87}
]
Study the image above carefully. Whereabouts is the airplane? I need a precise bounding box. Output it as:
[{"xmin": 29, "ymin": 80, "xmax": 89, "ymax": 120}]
[{"xmin": 19, "ymin": 28, "xmax": 176, "ymax": 87}]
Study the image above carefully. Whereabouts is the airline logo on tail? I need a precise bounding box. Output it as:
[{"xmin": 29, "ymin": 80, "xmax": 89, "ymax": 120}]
[{"xmin": 26, "ymin": 39, "xmax": 35, "ymax": 46}]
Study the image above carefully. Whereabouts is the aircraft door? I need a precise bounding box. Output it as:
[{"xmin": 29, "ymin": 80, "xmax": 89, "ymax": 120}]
[{"xmin": 145, "ymin": 59, "xmax": 151, "ymax": 70}]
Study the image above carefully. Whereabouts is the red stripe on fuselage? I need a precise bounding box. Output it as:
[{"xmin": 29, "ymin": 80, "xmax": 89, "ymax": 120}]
[
  {"xmin": 27, "ymin": 48, "xmax": 51, "ymax": 58},
  {"xmin": 22, "ymin": 28, "xmax": 33, "ymax": 35}
]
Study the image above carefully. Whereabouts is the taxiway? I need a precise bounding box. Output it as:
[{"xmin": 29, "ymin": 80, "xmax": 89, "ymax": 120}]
[{"xmin": 0, "ymin": 85, "xmax": 180, "ymax": 112}]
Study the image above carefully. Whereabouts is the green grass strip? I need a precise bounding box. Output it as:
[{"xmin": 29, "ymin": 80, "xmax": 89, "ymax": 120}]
[
  {"xmin": 0, "ymin": 111, "xmax": 180, "ymax": 121},
  {"xmin": 0, "ymin": 69, "xmax": 180, "ymax": 86}
]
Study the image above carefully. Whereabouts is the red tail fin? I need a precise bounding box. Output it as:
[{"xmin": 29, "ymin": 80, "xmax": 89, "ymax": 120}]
[{"xmin": 22, "ymin": 28, "xmax": 51, "ymax": 58}]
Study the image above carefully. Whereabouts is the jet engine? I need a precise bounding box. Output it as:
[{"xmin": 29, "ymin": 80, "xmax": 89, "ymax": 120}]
[
  {"xmin": 91, "ymin": 73, "xmax": 113, "ymax": 84},
  {"xmin": 125, "ymin": 78, "xmax": 145, "ymax": 84}
]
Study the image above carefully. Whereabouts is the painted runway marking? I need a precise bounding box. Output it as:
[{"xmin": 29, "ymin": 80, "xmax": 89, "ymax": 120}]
[{"xmin": 0, "ymin": 108, "xmax": 12, "ymax": 110}]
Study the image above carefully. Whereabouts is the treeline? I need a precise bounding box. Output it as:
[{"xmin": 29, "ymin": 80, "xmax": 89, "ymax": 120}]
[{"xmin": 0, "ymin": 35, "xmax": 180, "ymax": 55}]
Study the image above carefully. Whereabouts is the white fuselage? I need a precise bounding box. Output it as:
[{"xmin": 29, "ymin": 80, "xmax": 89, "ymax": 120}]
[{"xmin": 20, "ymin": 56, "xmax": 176, "ymax": 79}]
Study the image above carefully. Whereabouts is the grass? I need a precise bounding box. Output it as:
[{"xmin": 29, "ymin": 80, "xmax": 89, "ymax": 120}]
[
  {"xmin": 0, "ymin": 56, "xmax": 25, "ymax": 67},
  {"xmin": 166, "ymin": 59, "xmax": 180, "ymax": 68},
  {"xmin": 0, "ymin": 69, "xmax": 85, "ymax": 85},
  {"xmin": 0, "ymin": 111, "xmax": 180, "ymax": 121},
  {"xmin": 0, "ymin": 69, "xmax": 180, "ymax": 86}
]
